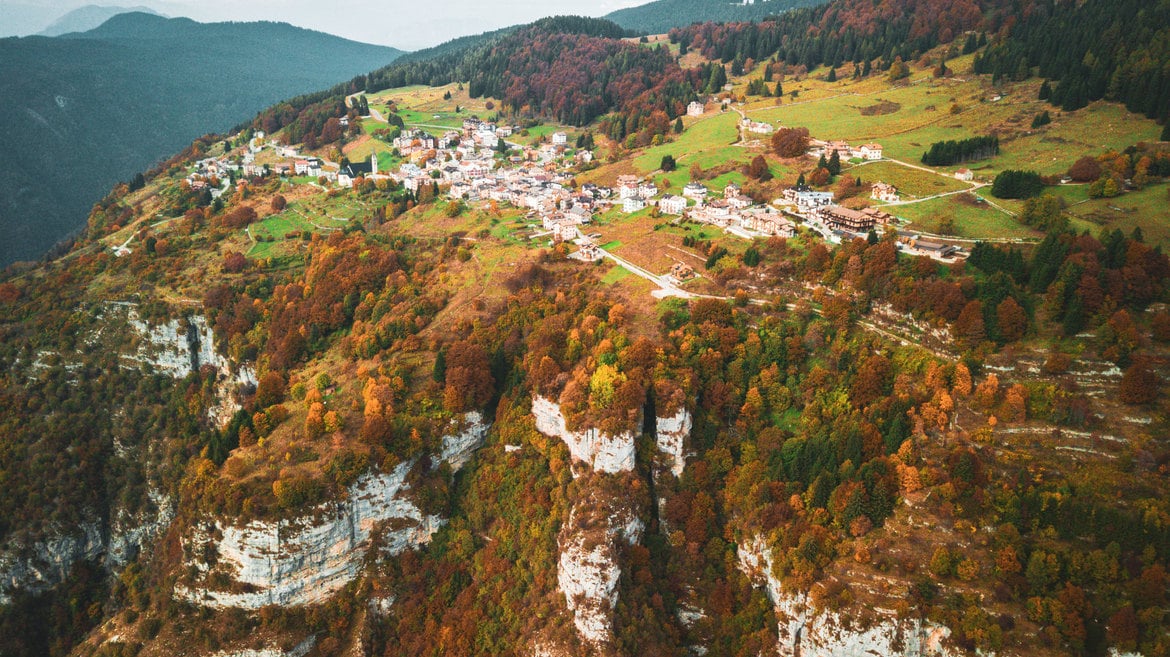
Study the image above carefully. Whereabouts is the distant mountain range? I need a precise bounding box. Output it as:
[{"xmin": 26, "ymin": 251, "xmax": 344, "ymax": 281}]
[
  {"xmin": 605, "ymin": 0, "xmax": 827, "ymax": 34},
  {"xmin": 37, "ymin": 5, "xmax": 161, "ymax": 36},
  {"xmin": 0, "ymin": 12, "xmax": 402, "ymax": 266}
]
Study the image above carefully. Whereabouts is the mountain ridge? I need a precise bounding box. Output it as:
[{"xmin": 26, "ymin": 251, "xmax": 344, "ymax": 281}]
[
  {"xmin": 37, "ymin": 5, "xmax": 162, "ymax": 37},
  {"xmin": 0, "ymin": 14, "xmax": 404, "ymax": 267}
]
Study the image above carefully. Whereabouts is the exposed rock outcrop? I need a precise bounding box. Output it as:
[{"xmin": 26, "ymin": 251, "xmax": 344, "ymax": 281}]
[
  {"xmin": 655, "ymin": 408, "xmax": 691, "ymax": 477},
  {"xmin": 0, "ymin": 521, "xmax": 104, "ymax": 606},
  {"xmin": 119, "ymin": 305, "xmax": 258, "ymax": 427},
  {"xmin": 557, "ymin": 498, "xmax": 643, "ymax": 647},
  {"xmin": 737, "ymin": 536, "xmax": 960, "ymax": 657},
  {"xmin": 176, "ymin": 413, "xmax": 488, "ymax": 609},
  {"xmin": 532, "ymin": 395, "xmax": 635, "ymax": 474},
  {"xmin": 0, "ymin": 488, "xmax": 174, "ymax": 605}
]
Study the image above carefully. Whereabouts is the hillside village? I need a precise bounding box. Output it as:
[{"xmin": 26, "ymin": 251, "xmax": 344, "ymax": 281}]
[{"xmin": 172, "ymin": 97, "xmax": 975, "ymax": 298}]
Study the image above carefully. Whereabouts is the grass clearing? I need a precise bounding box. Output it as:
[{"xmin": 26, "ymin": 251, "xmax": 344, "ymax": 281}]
[
  {"xmin": 890, "ymin": 194, "xmax": 1040, "ymax": 240},
  {"xmin": 850, "ymin": 160, "xmax": 969, "ymax": 199}
]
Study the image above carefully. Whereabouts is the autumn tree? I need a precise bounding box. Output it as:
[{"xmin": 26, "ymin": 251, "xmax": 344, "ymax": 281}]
[
  {"xmin": 1118, "ymin": 359, "xmax": 1159, "ymax": 404},
  {"xmin": 995, "ymin": 297, "xmax": 1027, "ymax": 343},
  {"xmin": 746, "ymin": 155, "xmax": 772, "ymax": 181},
  {"xmin": 954, "ymin": 300, "xmax": 986, "ymax": 348},
  {"xmin": 772, "ymin": 127, "xmax": 811, "ymax": 158}
]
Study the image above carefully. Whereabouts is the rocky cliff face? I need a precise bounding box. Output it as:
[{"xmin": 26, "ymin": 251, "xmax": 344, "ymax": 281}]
[
  {"xmin": 557, "ymin": 498, "xmax": 643, "ymax": 647},
  {"xmin": 176, "ymin": 413, "xmax": 488, "ymax": 609},
  {"xmin": 655, "ymin": 408, "xmax": 691, "ymax": 477},
  {"xmin": 0, "ymin": 521, "xmax": 104, "ymax": 606},
  {"xmin": 531, "ymin": 395, "xmax": 635, "ymax": 474},
  {"xmin": 0, "ymin": 490, "xmax": 174, "ymax": 606},
  {"xmin": 737, "ymin": 536, "xmax": 959, "ymax": 657},
  {"xmin": 120, "ymin": 304, "xmax": 258, "ymax": 427}
]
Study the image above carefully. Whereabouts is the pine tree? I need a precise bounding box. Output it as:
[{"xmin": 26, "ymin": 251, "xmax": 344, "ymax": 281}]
[
  {"xmin": 774, "ymin": 81, "xmax": 783, "ymax": 96},
  {"xmin": 817, "ymin": 154, "xmax": 829, "ymax": 171},
  {"xmin": 674, "ymin": 117, "xmax": 684, "ymax": 134},
  {"xmin": 1039, "ymin": 80, "xmax": 1052, "ymax": 101},
  {"xmin": 828, "ymin": 150, "xmax": 841, "ymax": 176},
  {"xmin": 796, "ymin": 171, "xmax": 806, "ymax": 187},
  {"xmin": 962, "ymin": 33, "xmax": 979, "ymax": 55},
  {"xmin": 827, "ymin": 67, "xmax": 837, "ymax": 82},
  {"xmin": 1162, "ymin": 120, "xmax": 1170, "ymax": 142}
]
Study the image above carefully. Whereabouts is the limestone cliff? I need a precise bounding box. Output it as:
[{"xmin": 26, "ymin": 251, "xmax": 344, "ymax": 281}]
[
  {"xmin": 532, "ymin": 395, "xmax": 635, "ymax": 474},
  {"xmin": 176, "ymin": 412, "xmax": 488, "ymax": 609},
  {"xmin": 655, "ymin": 407, "xmax": 691, "ymax": 477},
  {"xmin": 557, "ymin": 497, "xmax": 644, "ymax": 647},
  {"xmin": 737, "ymin": 536, "xmax": 961, "ymax": 657}
]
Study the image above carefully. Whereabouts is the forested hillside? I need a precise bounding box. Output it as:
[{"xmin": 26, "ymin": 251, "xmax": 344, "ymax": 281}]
[
  {"xmin": 253, "ymin": 17, "xmax": 696, "ymax": 151},
  {"xmin": 605, "ymin": 0, "xmax": 826, "ymax": 35},
  {"xmin": 0, "ymin": 12, "xmax": 402, "ymax": 266},
  {"xmin": 669, "ymin": 0, "xmax": 1170, "ymax": 134}
]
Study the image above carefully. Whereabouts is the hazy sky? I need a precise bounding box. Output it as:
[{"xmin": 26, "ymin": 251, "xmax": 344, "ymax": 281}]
[{"xmin": 0, "ymin": 0, "xmax": 654, "ymax": 49}]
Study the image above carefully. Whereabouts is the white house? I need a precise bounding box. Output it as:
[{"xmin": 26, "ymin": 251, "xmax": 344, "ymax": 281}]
[
  {"xmin": 728, "ymin": 194, "xmax": 753, "ymax": 210},
  {"xmin": 687, "ymin": 101, "xmax": 705, "ymax": 117},
  {"xmin": 871, "ymin": 182, "xmax": 899, "ymax": 203},
  {"xmin": 638, "ymin": 182, "xmax": 659, "ymax": 199},
  {"xmin": 742, "ymin": 119, "xmax": 774, "ymax": 135},
  {"xmin": 623, "ymin": 197, "xmax": 646, "ymax": 213},
  {"xmin": 659, "ymin": 194, "xmax": 687, "ymax": 215},
  {"xmin": 856, "ymin": 143, "xmax": 883, "ymax": 160},
  {"xmin": 552, "ymin": 132, "xmax": 568, "ymax": 146},
  {"xmin": 782, "ymin": 187, "xmax": 834, "ymax": 212},
  {"xmin": 724, "ymin": 182, "xmax": 741, "ymax": 198},
  {"xmin": 683, "ymin": 182, "xmax": 708, "ymax": 199},
  {"xmin": 955, "ymin": 168, "xmax": 974, "ymax": 182}
]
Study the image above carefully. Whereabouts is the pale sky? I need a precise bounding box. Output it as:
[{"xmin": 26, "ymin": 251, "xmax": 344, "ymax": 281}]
[{"xmin": 0, "ymin": 0, "xmax": 655, "ymax": 49}]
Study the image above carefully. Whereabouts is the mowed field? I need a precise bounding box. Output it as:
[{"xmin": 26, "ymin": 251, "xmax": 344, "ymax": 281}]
[
  {"xmin": 367, "ymin": 83, "xmax": 501, "ymax": 128},
  {"xmin": 724, "ymin": 52, "xmax": 1164, "ymax": 243}
]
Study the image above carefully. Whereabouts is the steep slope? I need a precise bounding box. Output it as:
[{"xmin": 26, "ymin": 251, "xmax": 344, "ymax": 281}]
[
  {"xmin": 606, "ymin": 0, "xmax": 826, "ymax": 35},
  {"xmin": 0, "ymin": 13, "xmax": 402, "ymax": 267},
  {"xmin": 37, "ymin": 5, "xmax": 162, "ymax": 36}
]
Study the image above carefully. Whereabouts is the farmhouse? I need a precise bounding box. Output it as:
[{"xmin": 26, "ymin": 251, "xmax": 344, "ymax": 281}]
[
  {"xmin": 914, "ymin": 239, "xmax": 959, "ymax": 258},
  {"xmin": 856, "ymin": 143, "xmax": 883, "ymax": 160},
  {"xmin": 742, "ymin": 118, "xmax": 775, "ymax": 135},
  {"xmin": 871, "ymin": 182, "xmax": 899, "ymax": 203},
  {"xmin": 955, "ymin": 168, "xmax": 974, "ymax": 182},
  {"xmin": 552, "ymin": 132, "xmax": 568, "ymax": 146},
  {"xmin": 687, "ymin": 101, "xmax": 705, "ymax": 117}
]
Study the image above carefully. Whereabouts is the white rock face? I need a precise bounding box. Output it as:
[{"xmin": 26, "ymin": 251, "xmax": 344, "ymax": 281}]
[
  {"xmin": 532, "ymin": 396, "xmax": 635, "ymax": 474},
  {"xmin": 737, "ymin": 536, "xmax": 960, "ymax": 657},
  {"xmin": 655, "ymin": 408, "xmax": 692, "ymax": 476},
  {"xmin": 0, "ymin": 521, "xmax": 105, "ymax": 605},
  {"xmin": 177, "ymin": 414, "xmax": 487, "ymax": 609},
  {"xmin": 557, "ymin": 503, "xmax": 643, "ymax": 647},
  {"xmin": 440, "ymin": 411, "xmax": 489, "ymax": 470},
  {"xmin": 107, "ymin": 489, "xmax": 175, "ymax": 570}
]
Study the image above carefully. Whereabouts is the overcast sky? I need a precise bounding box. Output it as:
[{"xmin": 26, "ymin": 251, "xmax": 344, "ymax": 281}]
[{"xmin": 0, "ymin": 0, "xmax": 654, "ymax": 49}]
